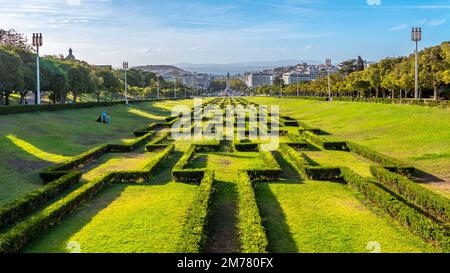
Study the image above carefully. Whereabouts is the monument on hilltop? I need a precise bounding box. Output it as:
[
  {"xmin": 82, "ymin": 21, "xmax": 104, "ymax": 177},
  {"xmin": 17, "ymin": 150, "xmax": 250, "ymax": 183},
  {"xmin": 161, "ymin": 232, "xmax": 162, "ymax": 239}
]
[
  {"xmin": 65, "ymin": 48, "xmax": 76, "ymax": 61},
  {"xmin": 224, "ymin": 73, "xmax": 234, "ymax": 96}
]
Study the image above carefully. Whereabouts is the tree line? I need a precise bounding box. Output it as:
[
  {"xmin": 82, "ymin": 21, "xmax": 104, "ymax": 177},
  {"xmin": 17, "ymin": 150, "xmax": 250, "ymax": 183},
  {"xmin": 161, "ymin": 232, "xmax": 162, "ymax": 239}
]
[
  {"xmin": 0, "ymin": 29, "xmax": 196, "ymax": 106},
  {"xmin": 254, "ymin": 42, "xmax": 450, "ymax": 100}
]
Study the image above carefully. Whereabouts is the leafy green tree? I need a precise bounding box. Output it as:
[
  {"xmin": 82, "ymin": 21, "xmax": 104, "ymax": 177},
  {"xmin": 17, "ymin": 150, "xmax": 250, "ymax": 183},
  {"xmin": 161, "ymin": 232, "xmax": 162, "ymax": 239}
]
[
  {"xmin": 40, "ymin": 59, "xmax": 68, "ymax": 103},
  {"xmin": 67, "ymin": 65, "xmax": 94, "ymax": 102},
  {"xmin": 0, "ymin": 48, "xmax": 24, "ymax": 105}
]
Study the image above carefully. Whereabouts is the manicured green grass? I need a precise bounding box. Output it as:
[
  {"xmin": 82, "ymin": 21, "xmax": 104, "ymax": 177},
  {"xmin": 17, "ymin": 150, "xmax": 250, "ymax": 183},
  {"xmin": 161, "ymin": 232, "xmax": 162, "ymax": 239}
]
[
  {"xmin": 0, "ymin": 100, "xmax": 193, "ymax": 205},
  {"xmin": 255, "ymin": 155, "xmax": 438, "ymax": 253},
  {"xmin": 24, "ymin": 182, "xmax": 197, "ymax": 253},
  {"xmin": 23, "ymin": 148, "xmax": 198, "ymax": 253},
  {"xmin": 248, "ymin": 97, "xmax": 450, "ymax": 194},
  {"xmin": 304, "ymin": 150, "xmax": 374, "ymax": 178}
]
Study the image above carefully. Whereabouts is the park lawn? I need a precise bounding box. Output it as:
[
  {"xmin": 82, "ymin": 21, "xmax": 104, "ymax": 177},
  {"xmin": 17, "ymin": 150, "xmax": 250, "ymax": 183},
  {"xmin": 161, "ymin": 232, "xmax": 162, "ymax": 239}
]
[
  {"xmin": 248, "ymin": 97, "xmax": 450, "ymax": 182},
  {"xmin": 23, "ymin": 147, "xmax": 198, "ymax": 253},
  {"xmin": 304, "ymin": 150, "xmax": 374, "ymax": 178},
  {"xmin": 254, "ymin": 152, "xmax": 438, "ymax": 253},
  {"xmin": 255, "ymin": 181, "xmax": 437, "ymax": 253},
  {"xmin": 0, "ymin": 99, "xmax": 193, "ymax": 205},
  {"xmin": 24, "ymin": 182, "xmax": 198, "ymax": 253}
]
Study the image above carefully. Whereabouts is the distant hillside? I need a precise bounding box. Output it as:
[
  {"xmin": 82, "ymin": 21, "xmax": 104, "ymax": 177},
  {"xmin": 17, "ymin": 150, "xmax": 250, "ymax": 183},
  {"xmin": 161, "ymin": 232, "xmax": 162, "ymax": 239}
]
[{"xmin": 132, "ymin": 65, "xmax": 186, "ymax": 75}]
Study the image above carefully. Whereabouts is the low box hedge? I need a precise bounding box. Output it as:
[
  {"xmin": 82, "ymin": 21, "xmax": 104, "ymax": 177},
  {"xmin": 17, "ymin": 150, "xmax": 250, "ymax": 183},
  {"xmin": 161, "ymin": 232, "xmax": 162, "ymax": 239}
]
[
  {"xmin": 346, "ymin": 142, "xmax": 414, "ymax": 176},
  {"xmin": 172, "ymin": 169, "xmax": 207, "ymax": 184},
  {"xmin": 305, "ymin": 167, "xmax": 342, "ymax": 182},
  {"xmin": 236, "ymin": 171, "xmax": 268, "ymax": 253},
  {"xmin": 107, "ymin": 131, "xmax": 155, "ymax": 153},
  {"xmin": 370, "ymin": 166, "xmax": 450, "ymax": 223},
  {"xmin": 341, "ymin": 167, "xmax": 450, "ymax": 251},
  {"xmin": 0, "ymin": 172, "xmax": 82, "ymax": 229},
  {"xmin": 302, "ymin": 131, "xmax": 348, "ymax": 151},
  {"xmin": 234, "ymin": 143, "xmax": 259, "ymax": 152},
  {"xmin": 178, "ymin": 170, "xmax": 215, "ymax": 253},
  {"xmin": 39, "ymin": 145, "xmax": 110, "ymax": 183},
  {"xmin": 0, "ymin": 144, "xmax": 174, "ymax": 253},
  {"xmin": 0, "ymin": 172, "xmax": 114, "ymax": 253},
  {"xmin": 278, "ymin": 143, "xmax": 311, "ymax": 176}
]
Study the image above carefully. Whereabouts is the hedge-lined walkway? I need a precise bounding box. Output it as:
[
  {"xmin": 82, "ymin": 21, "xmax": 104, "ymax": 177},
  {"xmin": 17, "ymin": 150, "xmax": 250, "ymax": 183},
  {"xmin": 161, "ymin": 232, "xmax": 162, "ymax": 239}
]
[{"xmin": 189, "ymin": 152, "xmax": 266, "ymax": 253}]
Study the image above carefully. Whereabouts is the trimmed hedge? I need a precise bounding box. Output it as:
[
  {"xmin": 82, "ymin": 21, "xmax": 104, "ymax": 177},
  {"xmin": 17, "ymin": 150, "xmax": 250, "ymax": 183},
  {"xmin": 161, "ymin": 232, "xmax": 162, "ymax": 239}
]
[
  {"xmin": 0, "ymin": 101, "xmax": 123, "ymax": 115},
  {"xmin": 305, "ymin": 167, "xmax": 343, "ymax": 182},
  {"xmin": 107, "ymin": 131, "xmax": 155, "ymax": 153},
  {"xmin": 285, "ymin": 96, "xmax": 450, "ymax": 109},
  {"xmin": 172, "ymin": 145, "xmax": 208, "ymax": 184},
  {"xmin": 341, "ymin": 167, "xmax": 450, "ymax": 251},
  {"xmin": 371, "ymin": 166, "xmax": 450, "ymax": 223},
  {"xmin": 0, "ymin": 98, "xmax": 188, "ymax": 116},
  {"xmin": 302, "ymin": 131, "xmax": 348, "ymax": 151},
  {"xmin": 234, "ymin": 143, "xmax": 259, "ymax": 152},
  {"xmin": 0, "ymin": 145, "xmax": 174, "ymax": 253},
  {"xmin": 39, "ymin": 145, "xmax": 109, "ymax": 183},
  {"xmin": 178, "ymin": 170, "xmax": 215, "ymax": 253},
  {"xmin": 0, "ymin": 172, "xmax": 82, "ymax": 229},
  {"xmin": 236, "ymin": 170, "xmax": 268, "ymax": 253},
  {"xmin": 278, "ymin": 143, "xmax": 311, "ymax": 176},
  {"xmin": 0, "ymin": 172, "xmax": 114, "ymax": 253},
  {"xmin": 347, "ymin": 142, "xmax": 414, "ymax": 176}
]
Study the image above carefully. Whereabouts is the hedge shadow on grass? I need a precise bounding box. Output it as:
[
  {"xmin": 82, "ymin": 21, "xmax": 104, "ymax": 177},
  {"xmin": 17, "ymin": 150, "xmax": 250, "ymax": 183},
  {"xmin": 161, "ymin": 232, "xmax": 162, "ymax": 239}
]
[
  {"xmin": 23, "ymin": 184, "xmax": 125, "ymax": 253},
  {"xmin": 254, "ymin": 183, "xmax": 298, "ymax": 253}
]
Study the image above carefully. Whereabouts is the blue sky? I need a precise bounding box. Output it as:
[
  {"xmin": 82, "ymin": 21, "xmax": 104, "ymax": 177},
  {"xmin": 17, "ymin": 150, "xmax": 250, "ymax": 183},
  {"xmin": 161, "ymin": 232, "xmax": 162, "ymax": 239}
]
[{"xmin": 0, "ymin": 0, "xmax": 449, "ymax": 67}]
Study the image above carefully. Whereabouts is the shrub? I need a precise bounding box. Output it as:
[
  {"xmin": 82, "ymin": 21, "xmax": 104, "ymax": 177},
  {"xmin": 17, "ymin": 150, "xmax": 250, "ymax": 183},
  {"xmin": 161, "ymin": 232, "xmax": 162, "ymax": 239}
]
[
  {"xmin": 107, "ymin": 131, "xmax": 155, "ymax": 152},
  {"xmin": 178, "ymin": 170, "xmax": 215, "ymax": 253},
  {"xmin": 341, "ymin": 167, "xmax": 450, "ymax": 251},
  {"xmin": 39, "ymin": 145, "xmax": 109, "ymax": 183},
  {"xmin": 0, "ymin": 172, "xmax": 82, "ymax": 229},
  {"xmin": 236, "ymin": 171, "xmax": 268, "ymax": 253},
  {"xmin": 234, "ymin": 143, "xmax": 259, "ymax": 152},
  {"xmin": 302, "ymin": 131, "xmax": 348, "ymax": 151},
  {"xmin": 346, "ymin": 142, "xmax": 414, "ymax": 176},
  {"xmin": 305, "ymin": 167, "xmax": 342, "ymax": 182},
  {"xmin": 278, "ymin": 143, "xmax": 311, "ymax": 176},
  {"xmin": 370, "ymin": 166, "xmax": 450, "ymax": 223}
]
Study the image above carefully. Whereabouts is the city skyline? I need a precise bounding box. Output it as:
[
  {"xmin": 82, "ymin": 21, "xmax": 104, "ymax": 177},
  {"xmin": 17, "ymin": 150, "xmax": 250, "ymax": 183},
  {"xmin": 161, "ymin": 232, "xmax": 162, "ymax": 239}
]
[{"xmin": 0, "ymin": 0, "xmax": 449, "ymax": 67}]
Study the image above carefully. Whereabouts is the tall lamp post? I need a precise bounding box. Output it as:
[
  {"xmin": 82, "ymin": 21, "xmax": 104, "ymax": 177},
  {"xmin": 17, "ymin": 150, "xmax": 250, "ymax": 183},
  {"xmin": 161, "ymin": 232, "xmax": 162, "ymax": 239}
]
[
  {"xmin": 32, "ymin": 33, "xmax": 43, "ymax": 105},
  {"xmin": 326, "ymin": 58, "xmax": 332, "ymax": 101},
  {"xmin": 174, "ymin": 79, "xmax": 177, "ymax": 98},
  {"xmin": 123, "ymin": 61, "xmax": 129, "ymax": 104},
  {"xmin": 296, "ymin": 75, "xmax": 299, "ymax": 97},
  {"xmin": 156, "ymin": 75, "xmax": 160, "ymax": 99},
  {"xmin": 411, "ymin": 27, "xmax": 422, "ymax": 100}
]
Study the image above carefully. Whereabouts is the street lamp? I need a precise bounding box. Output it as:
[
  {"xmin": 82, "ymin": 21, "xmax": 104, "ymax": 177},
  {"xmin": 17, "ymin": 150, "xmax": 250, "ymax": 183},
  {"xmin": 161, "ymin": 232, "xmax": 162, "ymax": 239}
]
[
  {"xmin": 32, "ymin": 33, "xmax": 43, "ymax": 105},
  {"xmin": 156, "ymin": 74, "xmax": 160, "ymax": 99},
  {"xmin": 411, "ymin": 27, "xmax": 422, "ymax": 99},
  {"xmin": 174, "ymin": 78, "xmax": 177, "ymax": 98},
  {"xmin": 123, "ymin": 61, "xmax": 129, "ymax": 104},
  {"xmin": 326, "ymin": 58, "xmax": 332, "ymax": 101}
]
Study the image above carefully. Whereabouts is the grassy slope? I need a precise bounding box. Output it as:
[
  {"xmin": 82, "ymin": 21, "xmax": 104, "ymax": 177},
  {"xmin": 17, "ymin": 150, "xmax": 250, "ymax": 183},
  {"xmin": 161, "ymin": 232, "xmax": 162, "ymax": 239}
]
[
  {"xmin": 249, "ymin": 97, "xmax": 450, "ymax": 193},
  {"xmin": 24, "ymin": 144, "xmax": 197, "ymax": 253},
  {"xmin": 255, "ymin": 154, "xmax": 437, "ymax": 253},
  {"xmin": 0, "ymin": 100, "xmax": 193, "ymax": 205}
]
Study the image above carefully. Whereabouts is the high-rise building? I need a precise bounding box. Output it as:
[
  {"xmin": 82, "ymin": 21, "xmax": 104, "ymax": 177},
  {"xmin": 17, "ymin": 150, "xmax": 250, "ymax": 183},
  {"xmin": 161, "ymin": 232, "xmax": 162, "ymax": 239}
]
[{"xmin": 244, "ymin": 73, "xmax": 273, "ymax": 87}]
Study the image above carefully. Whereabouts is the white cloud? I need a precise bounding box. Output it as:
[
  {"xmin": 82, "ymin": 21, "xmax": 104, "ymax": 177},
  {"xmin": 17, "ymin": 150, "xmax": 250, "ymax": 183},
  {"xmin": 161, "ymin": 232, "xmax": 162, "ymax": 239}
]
[
  {"xmin": 390, "ymin": 24, "xmax": 407, "ymax": 31},
  {"xmin": 417, "ymin": 18, "xmax": 447, "ymax": 27},
  {"xmin": 66, "ymin": 0, "xmax": 81, "ymax": 6},
  {"xmin": 367, "ymin": 0, "xmax": 381, "ymax": 6},
  {"xmin": 305, "ymin": 45, "xmax": 314, "ymax": 50},
  {"xmin": 428, "ymin": 19, "xmax": 447, "ymax": 27}
]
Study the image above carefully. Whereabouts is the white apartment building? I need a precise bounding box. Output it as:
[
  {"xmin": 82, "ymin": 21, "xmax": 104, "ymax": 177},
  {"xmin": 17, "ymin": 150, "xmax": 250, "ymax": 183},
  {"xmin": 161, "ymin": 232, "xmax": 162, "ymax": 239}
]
[
  {"xmin": 282, "ymin": 73, "xmax": 311, "ymax": 85},
  {"xmin": 245, "ymin": 73, "xmax": 273, "ymax": 87}
]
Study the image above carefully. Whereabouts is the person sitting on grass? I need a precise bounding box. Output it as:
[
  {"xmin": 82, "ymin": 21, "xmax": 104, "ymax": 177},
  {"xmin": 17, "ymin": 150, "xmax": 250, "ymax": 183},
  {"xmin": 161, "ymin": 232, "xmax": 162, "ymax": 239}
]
[{"xmin": 105, "ymin": 113, "xmax": 111, "ymax": 124}]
